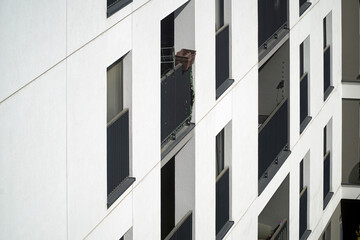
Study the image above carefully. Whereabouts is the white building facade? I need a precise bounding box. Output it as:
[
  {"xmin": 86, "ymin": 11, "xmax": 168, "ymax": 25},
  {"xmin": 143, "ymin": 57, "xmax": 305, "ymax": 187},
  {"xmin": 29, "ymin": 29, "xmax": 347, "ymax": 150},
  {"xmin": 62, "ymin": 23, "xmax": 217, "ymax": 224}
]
[{"xmin": 0, "ymin": 0, "xmax": 358, "ymax": 239}]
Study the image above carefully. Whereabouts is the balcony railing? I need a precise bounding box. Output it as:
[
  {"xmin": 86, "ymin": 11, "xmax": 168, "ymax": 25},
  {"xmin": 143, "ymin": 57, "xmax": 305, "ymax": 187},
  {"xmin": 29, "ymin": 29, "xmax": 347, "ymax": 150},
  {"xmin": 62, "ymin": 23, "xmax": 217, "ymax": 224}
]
[
  {"xmin": 299, "ymin": 187, "xmax": 308, "ymax": 239},
  {"xmin": 323, "ymin": 45, "xmax": 333, "ymax": 100},
  {"xmin": 164, "ymin": 211, "xmax": 192, "ymax": 240},
  {"xmin": 216, "ymin": 24, "xmax": 233, "ymax": 99},
  {"xmin": 107, "ymin": 109, "xmax": 135, "ymax": 207},
  {"xmin": 161, "ymin": 64, "xmax": 192, "ymax": 143},
  {"xmin": 258, "ymin": 98, "xmax": 289, "ymax": 179},
  {"xmin": 258, "ymin": 0, "xmax": 287, "ymax": 48},
  {"xmin": 270, "ymin": 219, "xmax": 288, "ymax": 240}
]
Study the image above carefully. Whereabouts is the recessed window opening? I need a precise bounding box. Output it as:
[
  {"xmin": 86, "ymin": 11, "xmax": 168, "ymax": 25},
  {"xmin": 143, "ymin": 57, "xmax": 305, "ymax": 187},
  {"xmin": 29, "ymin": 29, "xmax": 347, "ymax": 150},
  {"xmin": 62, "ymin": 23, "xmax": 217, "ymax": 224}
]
[
  {"xmin": 215, "ymin": 123, "xmax": 234, "ymax": 239},
  {"xmin": 300, "ymin": 37, "xmax": 311, "ymax": 133},
  {"xmin": 106, "ymin": 54, "xmax": 135, "ymax": 208},
  {"xmin": 323, "ymin": 120, "xmax": 334, "ymax": 209}
]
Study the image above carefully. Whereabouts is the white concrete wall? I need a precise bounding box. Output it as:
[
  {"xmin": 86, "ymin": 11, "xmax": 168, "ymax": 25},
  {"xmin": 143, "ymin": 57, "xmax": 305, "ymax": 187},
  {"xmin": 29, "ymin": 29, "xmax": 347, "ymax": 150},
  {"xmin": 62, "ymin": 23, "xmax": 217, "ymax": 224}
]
[
  {"xmin": 0, "ymin": 0, "xmax": 66, "ymax": 102},
  {"xmin": 0, "ymin": 0, "xmax": 344, "ymax": 239},
  {"xmin": 0, "ymin": 62, "xmax": 67, "ymax": 240}
]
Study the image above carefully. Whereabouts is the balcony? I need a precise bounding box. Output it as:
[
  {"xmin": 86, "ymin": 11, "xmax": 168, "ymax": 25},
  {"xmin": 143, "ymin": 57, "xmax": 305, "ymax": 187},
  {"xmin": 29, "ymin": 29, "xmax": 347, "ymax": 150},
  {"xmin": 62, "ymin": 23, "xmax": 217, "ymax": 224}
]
[
  {"xmin": 161, "ymin": 139, "xmax": 195, "ymax": 240},
  {"xmin": 258, "ymin": 0, "xmax": 288, "ymax": 61},
  {"xmin": 161, "ymin": 64, "xmax": 194, "ymax": 157},
  {"xmin": 323, "ymin": 151, "xmax": 333, "ymax": 209},
  {"xmin": 160, "ymin": 5, "xmax": 195, "ymax": 159},
  {"xmin": 299, "ymin": 187, "xmax": 311, "ymax": 240},
  {"xmin": 216, "ymin": 24, "xmax": 234, "ymax": 99},
  {"xmin": 323, "ymin": 46, "xmax": 334, "ymax": 100},
  {"xmin": 258, "ymin": 99, "xmax": 291, "ymax": 194},
  {"xmin": 107, "ymin": 109, "xmax": 136, "ymax": 207},
  {"xmin": 258, "ymin": 176, "xmax": 289, "ymax": 240},
  {"xmin": 341, "ymin": 0, "xmax": 360, "ymax": 83},
  {"xmin": 164, "ymin": 211, "xmax": 192, "ymax": 240},
  {"xmin": 342, "ymin": 99, "xmax": 360, "ymax": 186},
  {"xmin": 216, "ymin": 167, "xmax": 234, "ymax": 240},
  {"xmin": 300, "ymin": 73, "xmax": 311, "ymax": 133}
]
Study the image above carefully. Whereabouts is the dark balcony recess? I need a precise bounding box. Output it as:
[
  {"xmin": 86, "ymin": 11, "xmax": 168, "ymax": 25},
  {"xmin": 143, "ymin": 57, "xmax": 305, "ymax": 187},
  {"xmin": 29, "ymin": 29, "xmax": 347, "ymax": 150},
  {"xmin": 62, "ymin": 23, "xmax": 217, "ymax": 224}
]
[
  {"xmin": 216, "ymin": 24, "xmax": 233, "ymax": 99},
  {"xmin": 300, "ymin": 73, "xmax": 311, "ymax": 133},
  {"xmin": 107, "ymin": 109, "xmax": 135, "ymax": 207},
  {"xmin": 323, "ymin": 46, "xmax": 334, "ymax": 100},
  {"xmin": 299, "ymin": 187, "xmax": 311, "ymax": 240},
  {"xmin": 161, "ymin": 64, "xmax": 193, "ymax": 144},
  {"xmin": 216, "ymin": 167, "xmax": 233, "ymax": 239},
  {"xmin": 164, "ymin": 211, "xmax": 193, "ymax": 240},
  {"xmin": 258, "ymin": 98, "xmax": 291, "ymax": 194},
  {"xmin": 107, "ymin": 0, "xmax": 132, "ymax": 18},
  {"xmin": 323, "ymin": 151, "xmax": 333, "ymax": 209},
  {"xmin": 299, "ymin": 2, "xmax": 312, "ymax": 16}
]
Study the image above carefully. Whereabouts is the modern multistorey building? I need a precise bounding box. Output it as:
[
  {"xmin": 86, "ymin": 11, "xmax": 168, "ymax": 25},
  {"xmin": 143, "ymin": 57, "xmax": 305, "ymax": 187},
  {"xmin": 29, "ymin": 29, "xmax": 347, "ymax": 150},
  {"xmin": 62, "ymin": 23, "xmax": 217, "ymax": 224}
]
[{"xmin": 0, "ymin": 0, "xmax": 359, "ymax": 239}]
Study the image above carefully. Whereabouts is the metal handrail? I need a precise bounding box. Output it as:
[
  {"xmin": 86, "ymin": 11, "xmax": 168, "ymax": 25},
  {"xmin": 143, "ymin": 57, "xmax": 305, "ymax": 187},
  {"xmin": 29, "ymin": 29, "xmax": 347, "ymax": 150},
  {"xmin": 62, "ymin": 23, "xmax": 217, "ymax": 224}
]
[
  {"xmin": 258, "ymin": 97, "xmax": 288, "ymax": 132},
  {"xmin": 300, "ymin": 72, "xmax": 308, "ymax": 83},
  {"xmin": 323, "ymin": 150, "xmax": 330, "ymax": 161},
  {"xmin": 216, "ymin": 166, "xmax": 230, "ymax": 183},
  {"xmin": 270, "ymin": 219, "xmax": 287, "ymax": 240},
  {"xmin": 107, "ymin": 108, "xmax": 129, "ymax": 128},
  {"xmin": 164, "ymin": 211, "xmax": 192, "ymax": 240},
  {"xmin": 216, "ymin": 23, "xmax": 230, "ymax": 35},
  {"xmin": 300, "ymin": 186, "xmax": 307, "ymax": 198}
]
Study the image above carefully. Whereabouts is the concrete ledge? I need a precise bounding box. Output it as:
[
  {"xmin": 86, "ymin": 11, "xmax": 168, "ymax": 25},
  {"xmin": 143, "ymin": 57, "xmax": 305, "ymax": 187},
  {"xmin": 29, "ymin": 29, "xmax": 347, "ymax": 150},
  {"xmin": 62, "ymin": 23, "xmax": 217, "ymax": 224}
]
[
  {"xmin": 323, "ymin": 192, "xmax": 334, "ymax": 210},
  {"xmin": 216, "ymin": 79, "xmax": 234, "ymax": 100},
  {"xmin": 107, "ymin": 177, "xmax": 136, "ymax": 208},
  {"xmin": 216, "ymin": 221, "xmax": 234, "ymax": 240},
  {"xmin": 300, "ymin": 2, "xmax": 312, "ymax": 16},
  {"xmin": 300, "ymin": 230, "xmax": 311, "ymax": 240},
  {"xmin": 300, "ymin": 116, "xmax": 312, "ymax": 134},
  {"xmin": 258, "ymin": 147, "xmax": 291, "ymax": 195},
  {"xmin": 161, "ymin": 123, "xmax": 195, "ymax": 164}
]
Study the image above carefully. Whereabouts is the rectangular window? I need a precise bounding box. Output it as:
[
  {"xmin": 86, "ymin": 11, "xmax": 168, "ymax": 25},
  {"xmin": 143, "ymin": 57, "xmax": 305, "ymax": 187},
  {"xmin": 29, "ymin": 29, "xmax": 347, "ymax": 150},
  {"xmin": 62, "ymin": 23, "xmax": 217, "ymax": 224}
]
[
  {"xmin": 300, "ymin": 160, "xmax": 304, "ymax": 192},
  {"xmin": 300, "ymin": 37, "xmax": 311, "ymax": 133},
  {"xmin": 323, "ymin": 13, "xmax": 333, "ymax": 100},
  {"xmin": 215, "ymin": 0, "xmax": 233, "ymax": 99},
  {"xmin": 107, "ymin": 0, "xmax": 132, "ymax": 18},
  {"xmin": 107, "ymin": 57, "xmax": 135, "ymax": 208},
  {"xmin": 215, "ymin": 124, "xmax": 234, "ymax": 238},
  {"xmin": 300, "ymin": 42, "xmax": 304, "ymax": 78},
  {"xmin": 299, "ymin": 154, "xmax": 310, "ymax": 239},
  {"xmin": 323, "ymin": 122, "xmax": 333, "ymax": 209}
]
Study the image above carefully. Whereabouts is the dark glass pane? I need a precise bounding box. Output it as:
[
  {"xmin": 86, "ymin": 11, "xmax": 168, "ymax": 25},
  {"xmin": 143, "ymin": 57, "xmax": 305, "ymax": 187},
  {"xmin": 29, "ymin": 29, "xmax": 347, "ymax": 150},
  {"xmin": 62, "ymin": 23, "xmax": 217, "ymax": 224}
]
[
  {"xmin": 300, "ymin": 160, "xmax": 304, "ymax": 192},
  {"xmin": 161, "ymin": 158, "xmax": 175, "ymax": 240},
  {"xmin": 216, "ymin": 129, "xmax": 225, "ymax": 176},
  {"xmin": 216, "ymin": 25, "xmax": 230, "ymax": 89},
  {"xmin": 258, "ymin": 0, "xmax": 287, "ymax": 47},
  {"xmin": 300, "ymin": 42, "xmax": 304, "ymax": 78},
  {"xmin": 216, "ymin": 168, "xmax": 230, "ymax": 234},
  {"xmin": 107, "ymin": 110, "xmax": 129, "ymax": 195}
]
